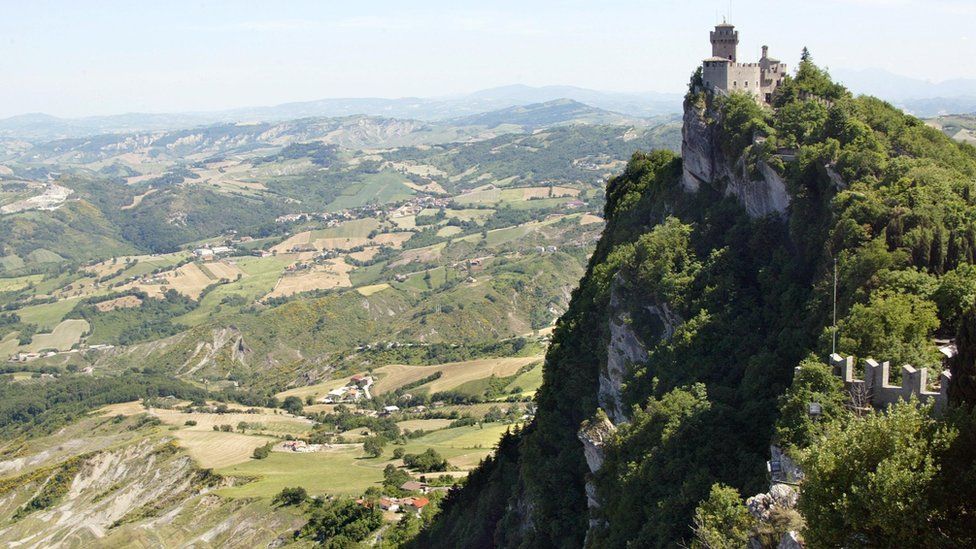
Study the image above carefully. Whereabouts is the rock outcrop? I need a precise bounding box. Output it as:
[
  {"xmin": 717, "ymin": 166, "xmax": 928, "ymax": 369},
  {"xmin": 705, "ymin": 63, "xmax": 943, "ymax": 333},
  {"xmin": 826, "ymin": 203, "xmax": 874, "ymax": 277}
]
[
  {"xmin": 681, "ymin": 93, "xmax": 790, "ymax": 218},
  {"xmin": 577, "ymin": 412, "xmax": 617, "ymax": 540}
]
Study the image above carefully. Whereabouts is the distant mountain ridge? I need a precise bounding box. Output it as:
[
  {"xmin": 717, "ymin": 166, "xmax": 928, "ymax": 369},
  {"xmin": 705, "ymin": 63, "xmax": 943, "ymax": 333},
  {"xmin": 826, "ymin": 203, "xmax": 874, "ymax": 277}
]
[
  {"xmin": 0, "ymin": 85, "xmax": 684, "ymax": 142},
  {"xmin": 450, "ymin": 99, "xmax": 656, "ymax": 129}
]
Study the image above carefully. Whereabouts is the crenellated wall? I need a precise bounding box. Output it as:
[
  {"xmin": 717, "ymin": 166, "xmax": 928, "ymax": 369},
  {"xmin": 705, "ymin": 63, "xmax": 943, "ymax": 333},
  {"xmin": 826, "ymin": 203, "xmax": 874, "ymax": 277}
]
[{"xmin": 829, "ymin": 353, "xmax": 951, "ymax": 412}]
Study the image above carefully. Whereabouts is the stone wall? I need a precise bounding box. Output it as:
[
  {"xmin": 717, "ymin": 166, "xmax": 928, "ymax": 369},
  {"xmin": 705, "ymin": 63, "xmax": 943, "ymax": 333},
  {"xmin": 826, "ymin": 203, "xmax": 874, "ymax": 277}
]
[{"xmin": 829, "ymin": 353, "xmax": 950, "ymax": 412}]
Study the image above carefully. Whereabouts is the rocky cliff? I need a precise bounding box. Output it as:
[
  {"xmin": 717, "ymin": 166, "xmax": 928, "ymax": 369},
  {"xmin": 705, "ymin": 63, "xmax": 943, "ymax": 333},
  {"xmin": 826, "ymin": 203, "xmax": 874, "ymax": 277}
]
[{"xmin": 681, "ymin": 94, "xmax": 790, "ymax": 218}]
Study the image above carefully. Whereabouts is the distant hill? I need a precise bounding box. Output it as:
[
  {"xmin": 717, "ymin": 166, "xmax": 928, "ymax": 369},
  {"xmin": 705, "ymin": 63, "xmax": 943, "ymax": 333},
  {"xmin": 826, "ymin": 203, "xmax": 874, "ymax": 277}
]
[
  {"xmin": 452, "ymin": 99, "xmax": 654, "ymax": 129},
  {"xmin": 0, "ymin": 85, "xmax": 684, "ymax": 142},
  {"xmin": 833, "ymin": 67, "xmax": 976, "ymax": 116}
]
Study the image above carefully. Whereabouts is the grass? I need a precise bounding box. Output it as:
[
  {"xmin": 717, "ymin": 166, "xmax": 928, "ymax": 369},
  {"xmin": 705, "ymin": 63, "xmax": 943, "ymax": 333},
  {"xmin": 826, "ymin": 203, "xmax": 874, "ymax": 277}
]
[
  {"xmin": 356, "ymin": 283, "xmax": 391, "ymax": 296},
  {"xmin": 176, "ymin": 430, "xmax": 278, "ymax": 469},
  {"xmin": 0, "ymin": 274, "xmax": 43, "ymax": 292},
  {"xmin": 504, "ymin": 362, "xmax": 544, "ymax": 396},
  {"xmin": 370, "ymin": 356, "xmax": 542, "ymax": 395},
  {"xmin": 0, "ymin": 333, "xmax": 19, "ymax": 358},
  {"xmin": 325, "ymin": 172, "xmax": 415, "ymax": 212},
  {"xmin": 394, "ymin": 266, "xmax": 454, "ymax": 292},
  {"xmin": 24, "ymin": 319, "xmax": 89, "ymax": 352},
  {"xmin": 216, "ymin": 423, "xmax": 514, "ymax": 499},
  {"xmin": 176, "ymin": 255, "xmax": 290, "ymax": 325},
  {"xmin": 16, "ymin": 297, "xmax": 83, "ymax": 330}
]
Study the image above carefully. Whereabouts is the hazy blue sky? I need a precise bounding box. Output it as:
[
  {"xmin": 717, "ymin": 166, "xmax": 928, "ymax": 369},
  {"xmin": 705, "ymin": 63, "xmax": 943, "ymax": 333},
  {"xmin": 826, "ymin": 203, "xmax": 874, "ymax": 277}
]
[{"xmin": 1, "ymin": 0, "xmax": 973, "ymax": 117}]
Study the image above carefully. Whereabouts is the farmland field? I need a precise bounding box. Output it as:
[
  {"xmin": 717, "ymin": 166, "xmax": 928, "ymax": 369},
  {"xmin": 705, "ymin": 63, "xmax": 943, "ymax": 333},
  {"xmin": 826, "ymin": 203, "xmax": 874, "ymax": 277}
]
[
  {"xmin": 371, "ymin": 356, "xmax": 542, "ymax": 395},
  {"xmin": 176, "ymin": 430, "xmax": 277, "ymax": 469},
  {"xmin": 216, "ymin": 423, "xmax": 514, "ymax": 499},
  {"xmin": 24, "ymin": 319, "xmax": 89, "ymax": 352},
  {"xmin": 266, "ymin": 259, "xmax": 354, "ymax": 298}
]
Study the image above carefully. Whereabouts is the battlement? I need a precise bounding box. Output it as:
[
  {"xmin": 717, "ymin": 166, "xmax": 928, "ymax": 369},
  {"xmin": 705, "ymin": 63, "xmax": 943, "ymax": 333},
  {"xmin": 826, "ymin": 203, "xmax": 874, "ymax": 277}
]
[{"xmin": 829, "ymin": 353, "xmax": 951, "ymax": 413}]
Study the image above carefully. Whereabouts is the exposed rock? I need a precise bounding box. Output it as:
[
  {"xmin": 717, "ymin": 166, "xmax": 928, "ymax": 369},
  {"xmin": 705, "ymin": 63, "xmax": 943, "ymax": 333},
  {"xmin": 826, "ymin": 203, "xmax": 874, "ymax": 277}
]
[
  {"xmin": 599, "ymin": 279, "xmax": 650, "ymax": 424},
  {"xmin": 769, "ymin": 483, "xmax": 798, "ymax": 508},
  {"xmin": 647, "ymin": 302, "xmax": 682, "ymax": 341},
  {"xmin": 680, "ymin": 93, "xmax": 791, "ymax": 218},
  {"xmin": 824, "ymin": 163, "xmax": 847, "ymax": 190},
  {"xmin": 778, "ymin": 531, "xmax": 803, "ymax": 549},
  {"xmin": 746, "ymin": 492, "xmax": 775, "ymax": 522},
  {"xmin": 577, "ymin": 414, "xmax": 617, "ymax": 474}
]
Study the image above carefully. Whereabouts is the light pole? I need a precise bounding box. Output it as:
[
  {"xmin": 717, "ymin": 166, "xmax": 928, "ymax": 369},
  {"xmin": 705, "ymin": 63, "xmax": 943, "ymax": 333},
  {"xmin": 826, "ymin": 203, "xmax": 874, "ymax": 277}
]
[{"xmin": 832, "ymin": 257, "xmax": 838, "ymax": 355}]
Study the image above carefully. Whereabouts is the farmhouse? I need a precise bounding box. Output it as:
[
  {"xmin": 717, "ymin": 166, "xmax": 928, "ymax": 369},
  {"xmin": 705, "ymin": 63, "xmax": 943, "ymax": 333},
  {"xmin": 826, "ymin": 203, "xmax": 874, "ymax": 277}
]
[
  {"xmin": 401, "ymin": 496, "xmax": 430, "ymax": 514},
  {"xmin": 400, "ymin": 480, "xmax": 429, "ymax": 494},
  {"xmin": 379, "ymin": 497, "xmax": 400, "ymax": 512}
]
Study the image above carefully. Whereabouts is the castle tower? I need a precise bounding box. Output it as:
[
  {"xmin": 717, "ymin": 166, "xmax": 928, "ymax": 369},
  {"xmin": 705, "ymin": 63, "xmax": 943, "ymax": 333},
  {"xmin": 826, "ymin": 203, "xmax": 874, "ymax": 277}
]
[{"xmin": 710, "ymin": 22, "xmax": 738, "ymax": 62}]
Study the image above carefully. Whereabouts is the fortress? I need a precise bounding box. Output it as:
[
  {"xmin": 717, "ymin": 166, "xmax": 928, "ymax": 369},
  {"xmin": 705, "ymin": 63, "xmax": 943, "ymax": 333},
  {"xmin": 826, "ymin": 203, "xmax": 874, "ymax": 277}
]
[
  {"xmin": 829, "ymin": 353, "xmax": 951, "ymax": 413},
  {"xmin": 701, "ymin": 22, "xmax": 787, "ymax": 104}
]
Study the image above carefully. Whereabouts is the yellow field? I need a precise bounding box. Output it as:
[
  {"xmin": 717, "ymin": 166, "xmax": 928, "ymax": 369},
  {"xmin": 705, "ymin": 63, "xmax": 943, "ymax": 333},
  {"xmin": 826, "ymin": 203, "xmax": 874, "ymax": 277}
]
[
  {"xmin": 348, "ymin": 247, "xmax": 380, "ymax": 262},
  {"xmin": 127, "ymin": 261, "xmax": 243, "ymax": 299},
  {"xmin": 396, "ymin": 419, "xmax": 453, "ymax": 432},
  {"xmin": 356, "ymin": 283, "xmax": 390, "ymax": 296},
  {"xmin": 200, "ymin": 260, "xmax": 244, "ymax": 281},
  {"xmin": 371, "ymin": 356, "xmax": 542, "ymax": 395},
  {"xmin": 390, "ymin": 215, "xmax": 417, "ymax": 230},
  {"xmin": 436, "ymin": 226, "xmax": 463, "ymax": 238},
  {"xmin": 176, "ymin": 430, "xmax": 277, "ymax": 469},
  {"xmin": 94, "ymin": 294, "xmax": 143, "ymax": 312},
  {"xmin": 314, "ymin": 236, "xmax": 371, "ymax": 250},
  {"xmin": 265, "ymin": 259, "xmax": 353, "ymax": 298},
  {"xmin": 272, "ymin": 231, "xmax": 312, "ymax": 254},
  {"xmin": 369, "ymin": 233, "xmax": 412, "ymax": 248},
  {"xmin": 24, "ymin": 319, "xmax": 89, "ymax": 352},
  {"xmin": 580, "ymin": 214, "xmax": 603, "ymax": 225},
  {"xmin": 389, "ymin": 242, "xmax": 445, "ymax": 267},
  {"xmin": 276, "ymin": 377, "xmax": 352, "ymax": 401},
  {"xmin": 519, "ymin": 186, "xmax": 580, "ymax": 199}
]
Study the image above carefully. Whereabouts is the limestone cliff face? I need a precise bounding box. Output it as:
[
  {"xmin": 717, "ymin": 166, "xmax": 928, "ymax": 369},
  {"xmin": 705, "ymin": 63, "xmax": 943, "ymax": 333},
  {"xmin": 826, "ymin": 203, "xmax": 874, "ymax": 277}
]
[
  {"xmin": 599, "ymin": 277, "xmax": 683, "ymax": 425},
  {"xmin": 681, "ymin": 94, "xmax": 790, "ymax": 218}
]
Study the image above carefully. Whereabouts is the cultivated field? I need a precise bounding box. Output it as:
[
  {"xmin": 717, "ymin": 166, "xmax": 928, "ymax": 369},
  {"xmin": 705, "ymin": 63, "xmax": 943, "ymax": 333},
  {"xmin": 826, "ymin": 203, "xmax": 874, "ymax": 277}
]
[
  {"xmin": 24, "ymin": 319, "xmax": 89, "ymax": 352},
  {"xmin": 94, "ymin": 294, "xmax": 143, "ymax": 312},
  {"xmin": 176, "ymin": 430, "xmax": 277, "ymax": 469},
  {"xmin": 371, "ymin": 356, "xmax": 542, "ymax": 395},
  {"xmin": 265, "ymin": 259, "xmax": 354, "ymax": 298},
  {"xmin": 216, "ymin": 423, "xmax": 515, "ymax": 499}
]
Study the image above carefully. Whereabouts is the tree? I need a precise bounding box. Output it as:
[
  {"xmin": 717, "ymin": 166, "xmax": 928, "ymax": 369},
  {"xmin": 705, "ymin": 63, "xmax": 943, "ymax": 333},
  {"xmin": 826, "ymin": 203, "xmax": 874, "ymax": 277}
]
[
  {"xmin": 839, "ymin": 290, "xmax": 940, "ymax": 368},
  {"xmin": 252, "ymin": 442, "xmax": 273, "ymax": 459},
  {"xmin": 282, "ymin": 396, "xmax": 304, "ymax": 415},
  {"xmin": 691, "ymin": 484, "xmax": 753, "ymax": 549},
  {"xmin": 775, "ymin": 356, "xmax": 850, "ymax": 449},
  {"xmin": 237, "ymin": 421, "xmax": 248, "ymax": 433},
  {"xmin": 403, "ymin": 448, "xmax": 449, "ymax": 473},
  {"xmin": 393, "ymin": 448, "xmax": 405, "ymax": 460},
  {"xmin": 273, "ymin": 486, "xmax": 308, "ymax": 506},
  {"xmin": 799, "ymin": 401, "xmax": 955, "ymax": 547},
  {"xmin": 363, "ymin": 435, "xmax": 386, "ymax": 458}
]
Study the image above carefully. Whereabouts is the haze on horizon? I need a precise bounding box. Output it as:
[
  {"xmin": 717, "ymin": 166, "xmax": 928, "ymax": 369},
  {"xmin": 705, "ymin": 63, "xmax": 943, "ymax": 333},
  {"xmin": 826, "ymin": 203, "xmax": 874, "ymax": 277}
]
[{"xmin": 2, "ymin": 0, "xmax": 974, "ymax": 119}]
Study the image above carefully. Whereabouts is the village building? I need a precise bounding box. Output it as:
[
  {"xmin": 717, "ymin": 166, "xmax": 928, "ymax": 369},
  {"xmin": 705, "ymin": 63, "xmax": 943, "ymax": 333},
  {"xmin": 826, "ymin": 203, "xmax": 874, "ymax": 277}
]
[
  {"xmin": 378, "ymin": 497, "xmax": 400, "ymax": 512},
  {"xmin": 400, "ymin": 480, "xmax": 429, "ymax": 494},
  {"xmin": 401, "ymin": 496, "xmax": 429, "ymax": 514},
  {"xmin": 700, "ymin": 22, "xmax": 787, "ymax": 104}
]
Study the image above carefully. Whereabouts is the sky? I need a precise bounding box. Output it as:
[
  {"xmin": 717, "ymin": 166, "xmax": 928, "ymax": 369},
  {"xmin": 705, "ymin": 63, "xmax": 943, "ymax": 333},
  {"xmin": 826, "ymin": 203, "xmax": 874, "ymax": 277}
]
[{"xmin": 1, "ymin": 0, "xmax": 973, "ymax": 118}]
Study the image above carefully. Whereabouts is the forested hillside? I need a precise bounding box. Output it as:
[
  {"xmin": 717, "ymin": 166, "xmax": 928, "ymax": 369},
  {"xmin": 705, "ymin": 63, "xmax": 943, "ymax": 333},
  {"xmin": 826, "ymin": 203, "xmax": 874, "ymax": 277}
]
[{"xmin": 414, "ymin": 55, "xmax": 976, "ymax": 547}]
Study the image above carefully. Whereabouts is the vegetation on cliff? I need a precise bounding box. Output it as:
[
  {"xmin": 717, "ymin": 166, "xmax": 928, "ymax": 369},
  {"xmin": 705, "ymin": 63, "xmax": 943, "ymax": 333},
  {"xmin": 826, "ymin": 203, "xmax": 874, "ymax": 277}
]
[{"xmin": 413, "ymin": 54, "xmax": 976, "ymax": 547}]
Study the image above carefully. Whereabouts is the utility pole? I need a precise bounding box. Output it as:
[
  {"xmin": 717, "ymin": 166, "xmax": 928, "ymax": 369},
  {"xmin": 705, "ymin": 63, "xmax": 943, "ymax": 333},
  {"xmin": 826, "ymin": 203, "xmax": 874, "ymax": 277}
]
[{"xmin": 832, "ymin": 257, "xmax": 838, "ymax": 355}]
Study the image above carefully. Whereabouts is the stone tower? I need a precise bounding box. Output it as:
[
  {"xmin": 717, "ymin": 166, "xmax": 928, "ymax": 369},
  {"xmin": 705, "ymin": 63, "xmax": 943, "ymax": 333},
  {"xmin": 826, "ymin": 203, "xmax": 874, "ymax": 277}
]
[{"xmin": 710, "ymin": 22, "xmax": 738, "ymax": 62}]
